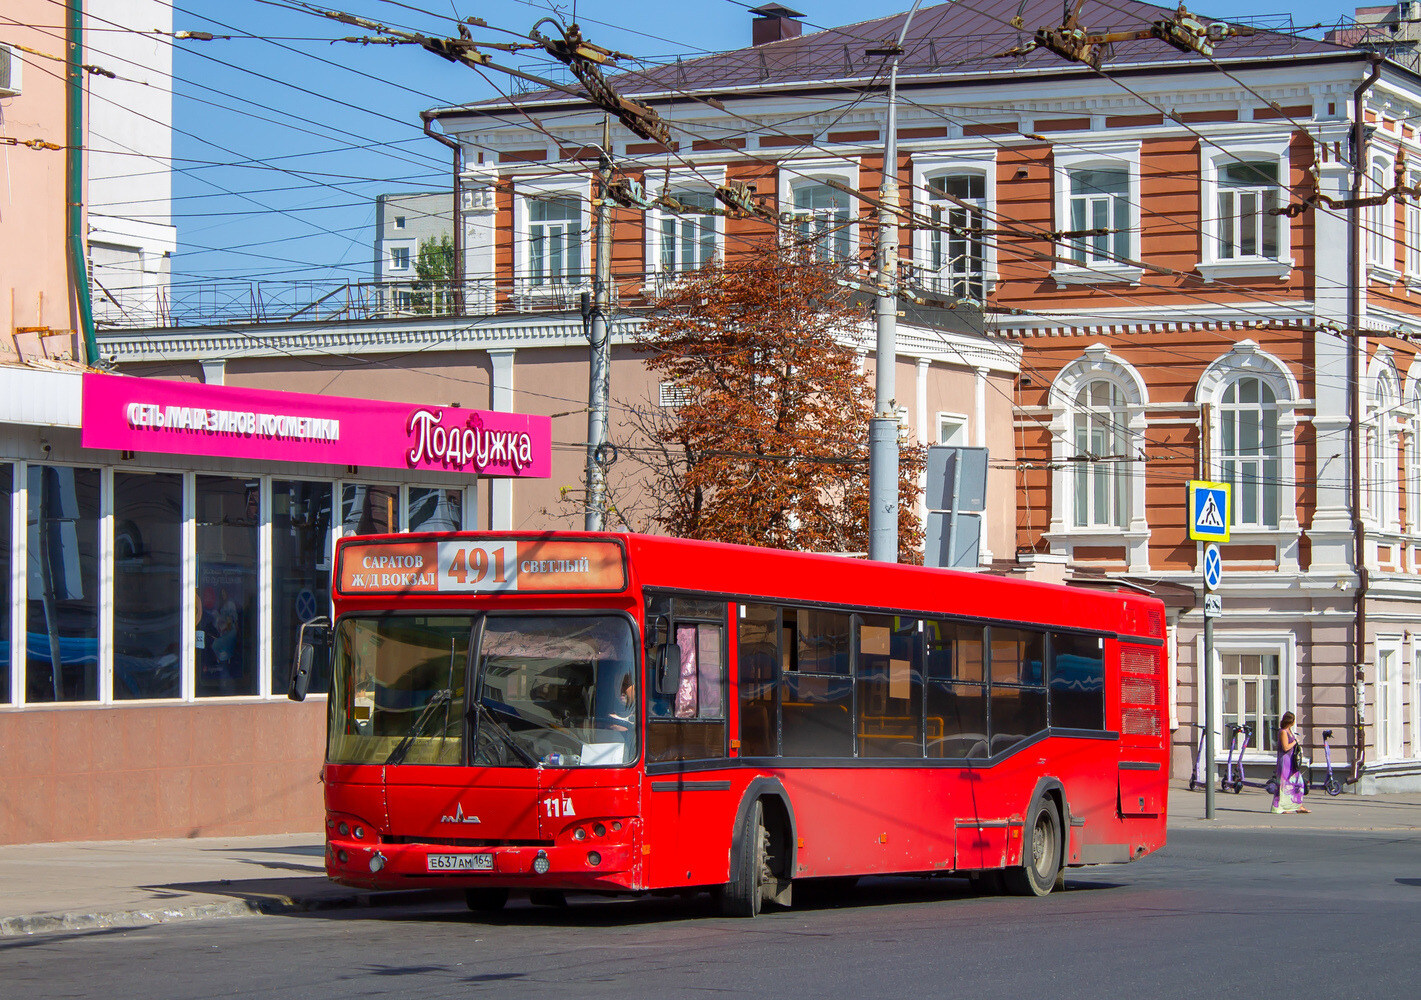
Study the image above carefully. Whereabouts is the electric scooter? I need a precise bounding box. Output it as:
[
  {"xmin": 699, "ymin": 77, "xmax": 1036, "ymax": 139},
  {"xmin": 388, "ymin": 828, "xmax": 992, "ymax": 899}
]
[
  {"xmin": 1308, "ymin": 729, "xmax": 1345, "ymax": 796},
  {"xmin": 1220, "ymin": 722, "xmax": 1253, "ymax": 794}
]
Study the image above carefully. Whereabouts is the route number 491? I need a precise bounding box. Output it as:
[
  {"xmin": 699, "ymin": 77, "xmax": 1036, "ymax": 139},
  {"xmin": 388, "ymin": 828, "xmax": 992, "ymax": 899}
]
[{"xmin": 437, "ymin": 540, "xmax": 519, "ymax": 592}]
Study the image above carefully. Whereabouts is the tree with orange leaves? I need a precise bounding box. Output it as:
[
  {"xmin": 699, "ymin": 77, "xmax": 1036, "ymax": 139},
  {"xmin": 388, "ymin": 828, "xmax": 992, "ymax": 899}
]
[{"xmin": 632, "ymin": 240, "xmax": 925, "ymax": 561}]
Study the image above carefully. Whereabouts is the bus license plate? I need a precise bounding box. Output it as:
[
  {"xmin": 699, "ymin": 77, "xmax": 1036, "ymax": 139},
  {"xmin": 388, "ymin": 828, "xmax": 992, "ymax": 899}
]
[{"xmin": 427, "ymin": 853, "xmax": 494, "ymax": 872}]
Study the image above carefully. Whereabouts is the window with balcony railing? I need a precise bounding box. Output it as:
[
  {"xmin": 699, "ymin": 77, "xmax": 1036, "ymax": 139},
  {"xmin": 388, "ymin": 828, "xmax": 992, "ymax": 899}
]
[{"xmin": 924, "ymin": 174, "xmax": 985, "ymax": 300}]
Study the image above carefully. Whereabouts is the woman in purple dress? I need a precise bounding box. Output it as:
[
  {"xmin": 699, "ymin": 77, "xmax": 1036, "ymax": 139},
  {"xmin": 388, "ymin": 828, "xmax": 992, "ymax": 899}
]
[{"xmin": 1272, "ymin": 711, "xmax": 1310, "ymax": 814}]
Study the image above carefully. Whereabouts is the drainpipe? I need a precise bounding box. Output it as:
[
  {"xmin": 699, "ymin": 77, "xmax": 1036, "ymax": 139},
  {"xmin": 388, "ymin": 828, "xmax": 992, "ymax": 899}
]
[
  {"xmin": 421, "ymin": 112, "xmax": 463, "ymax": 313},
  {"xmin": 1348, "ymin": 55, "xmax": 1384, "ymax": 785},
  {"xmin": 67, "ymin": 0, "xmax": 99, "ymax": 365}
]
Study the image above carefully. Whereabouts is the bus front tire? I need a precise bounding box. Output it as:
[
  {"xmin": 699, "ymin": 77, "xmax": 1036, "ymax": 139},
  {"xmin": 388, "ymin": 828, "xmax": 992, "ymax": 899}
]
[
  {"xmin": 1004, "ymin": 799, "xmax": 1062, "ymax": 898},
  {"xmin": 720, "ymin": 799, "xmax": 769, "ymax": 917},
  {"xmin": 464, "ymin": 887, "xmax": 509, "ymax": 913}
]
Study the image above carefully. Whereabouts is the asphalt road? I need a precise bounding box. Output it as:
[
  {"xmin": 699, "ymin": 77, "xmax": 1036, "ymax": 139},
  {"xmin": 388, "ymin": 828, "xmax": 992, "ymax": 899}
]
[{"xmin": 4, "ymin": 826, "xmax": 1419, "ymax": 1000}]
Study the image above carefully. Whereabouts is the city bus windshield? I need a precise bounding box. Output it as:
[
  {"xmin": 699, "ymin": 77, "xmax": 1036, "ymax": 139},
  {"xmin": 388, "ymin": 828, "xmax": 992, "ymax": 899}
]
[{"xmin": 326, "ymin": 613, "xmax": 638, "ymax": 767}]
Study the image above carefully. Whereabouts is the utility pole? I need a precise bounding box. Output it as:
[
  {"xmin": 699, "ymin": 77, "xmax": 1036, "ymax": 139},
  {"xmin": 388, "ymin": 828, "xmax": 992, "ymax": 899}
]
[
  {"xmin": 585, "ymin": 117, "xmax": 613, "ymax": 531},
  {"xmin": 868, "ymin": 0, "xmax": 921, "ymax": 562}
]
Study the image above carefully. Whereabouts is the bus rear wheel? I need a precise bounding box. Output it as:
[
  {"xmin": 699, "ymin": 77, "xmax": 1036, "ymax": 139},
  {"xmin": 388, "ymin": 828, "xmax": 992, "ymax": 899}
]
[
  {"xmin": 720, "ymin": 800, "xmax": 770, "ymax": 917},
  {"xmin": 1004, "ymin": 800, "xmax": 1061, "ymax": 898},
  {"xmin": 464, "ymin": 887, "xmax": 509, "ymax": 913}
]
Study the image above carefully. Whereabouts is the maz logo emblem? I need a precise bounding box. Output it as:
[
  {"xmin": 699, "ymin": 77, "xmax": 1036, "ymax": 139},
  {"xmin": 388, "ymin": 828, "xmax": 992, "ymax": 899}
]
[{"xmin": 440, "ymin": 803, "xmax": 481, "ymax": 824}]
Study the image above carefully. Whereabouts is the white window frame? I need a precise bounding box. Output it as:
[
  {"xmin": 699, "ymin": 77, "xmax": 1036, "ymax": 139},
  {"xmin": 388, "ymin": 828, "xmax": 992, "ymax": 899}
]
[
  {"xmin": 1197, "ymin": 341, "xmax": 1300, "ymax": 539},
  {"xmin": 1365, "ymin": 363, "xmax": 1401, "ymax": 531},
  {"xmin": 388, "ymin": 245, "xmax": 411, "ymax": 272},
  {"xmin": 1411, "ymin": 639, "xmax": 1421, "ymax": 760},
  {"xmin": 1376, "ymin": 636, "xmax": 1405, "ymax": 761},
  {"xmin": 1051, "ymin": 139, "xmax": 1142, "ymax": 285},
  {"xmin": 1198, "ymin": 134, "xmax": 1293, "ymax": 281},
  {"xmin": 1071, "ymin": 378, "xmax": 1132, "ymax": 530},
  {"xmin": 1367, "ymin": 153, "xmax": 1397, "ymax": 279},
  {"xmin": 645, "ymin": 166, "xmax": 725, "ymax": 290},
  {"xmin": 937, "ymin": 411, "xmax": 969, "ymax": 447},
  {"xmin": 1043, "ymin": 344, "xmax": 1150, "ymax": 570},
  {"xmin": 1196, "ymin": 631, "xmax": 1296, "ymax": 765},
  {"xmin": 778, "ymin": 157, "xmax": 860, "ymax": 265},
  {"xmin": 911, "ymin": 153, "xmax": 998, "ymax": 299},
  {"xmin": 1409, "ymin": 373, "xmax": 1421, "ymax": 535},
  {"xmin": 1405, "ymin": 170, "xmax": 1421, "ymax": 282},
  {"xmin": 512, "ymin": 175, "xmax": 592, "ymax": 300}
]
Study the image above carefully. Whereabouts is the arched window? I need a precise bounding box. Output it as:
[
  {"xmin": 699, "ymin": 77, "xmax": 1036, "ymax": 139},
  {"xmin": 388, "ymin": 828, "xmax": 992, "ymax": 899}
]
[
  {"xmin": 1219, "ymin": 375, "xmax": 1280, "ymax": 528},
  {"xmin": 1072, "ymin": 379, "xmax": 1130, "ymax": 528},
  {"xmin": 1366, "ymin": 368, "xmax": 1400, "ymax": 530}
]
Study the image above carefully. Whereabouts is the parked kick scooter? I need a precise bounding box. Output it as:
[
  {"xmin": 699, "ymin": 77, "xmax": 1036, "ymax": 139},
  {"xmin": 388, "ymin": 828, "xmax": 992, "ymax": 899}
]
[
  {"xmin": 1220, "ymin": 722, "xmax": 1251, "ymax": 794},
  {"xmin": 1309, "ymin": 729, "xmax": 1345, "ymax": 796}
]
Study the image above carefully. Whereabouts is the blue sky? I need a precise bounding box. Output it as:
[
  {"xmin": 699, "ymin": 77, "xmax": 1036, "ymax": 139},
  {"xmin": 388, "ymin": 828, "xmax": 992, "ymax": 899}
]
[{"xmin": 159, "ymin": 0, "xmax": 1367, "ymax": 293}]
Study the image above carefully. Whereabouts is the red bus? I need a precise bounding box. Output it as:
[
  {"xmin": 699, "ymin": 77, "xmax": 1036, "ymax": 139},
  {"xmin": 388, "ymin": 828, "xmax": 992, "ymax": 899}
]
[{"xmin": 290, "ymin": 531, "xmax": 1168, "ymax": 917}]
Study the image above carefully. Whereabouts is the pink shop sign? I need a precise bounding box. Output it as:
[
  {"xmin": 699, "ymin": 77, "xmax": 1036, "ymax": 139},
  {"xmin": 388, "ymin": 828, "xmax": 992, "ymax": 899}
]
[{"xmin": 80, "ymin": 373, "xmax": 552, "ymax": 478}]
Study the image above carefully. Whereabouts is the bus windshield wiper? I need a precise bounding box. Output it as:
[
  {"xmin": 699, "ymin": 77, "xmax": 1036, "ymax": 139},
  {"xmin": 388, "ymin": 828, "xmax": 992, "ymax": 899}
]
[
  {"xmin": 472, "ymin": 699, "xmax": 538, "ymax": 766},
  {"xmin": 384, "ymin": 690, "xmax": 452, "ymax": 766}
]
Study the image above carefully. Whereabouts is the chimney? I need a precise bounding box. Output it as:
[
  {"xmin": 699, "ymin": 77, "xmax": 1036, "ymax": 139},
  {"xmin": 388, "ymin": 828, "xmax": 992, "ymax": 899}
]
[{"xmin": 750, "ymin": 4, "xmax": 805, "ymax": 46}]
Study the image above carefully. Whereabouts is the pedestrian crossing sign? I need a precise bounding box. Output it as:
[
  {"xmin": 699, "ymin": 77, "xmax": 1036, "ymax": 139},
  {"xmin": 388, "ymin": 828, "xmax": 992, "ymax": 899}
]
[{"xmin": 1188, "ymin": 480, "xmax": 1231, "ymax": 543}]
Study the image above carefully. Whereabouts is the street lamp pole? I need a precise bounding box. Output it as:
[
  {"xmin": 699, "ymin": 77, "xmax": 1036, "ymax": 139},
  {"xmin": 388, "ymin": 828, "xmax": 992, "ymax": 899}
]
[{"xmin": 868, "ymin": 1, "xmax": 921, "ymax": 562}]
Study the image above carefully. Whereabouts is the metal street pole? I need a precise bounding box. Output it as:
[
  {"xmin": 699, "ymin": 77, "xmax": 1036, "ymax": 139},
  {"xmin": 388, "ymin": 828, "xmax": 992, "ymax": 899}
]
[
  {"xmin": 1204, "ymin": 587, "xmax": 1216, "ymax": 820},
  {"xmin": 585, "ymin": 117, "xmax": 613, "ymax": 531},
  {"xmin": 868, "ymin": 0, "xmax": 921, "ymax": 563}
]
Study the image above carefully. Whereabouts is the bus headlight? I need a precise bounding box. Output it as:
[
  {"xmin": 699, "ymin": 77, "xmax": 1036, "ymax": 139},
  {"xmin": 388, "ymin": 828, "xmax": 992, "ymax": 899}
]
[
  {"xmin": 369, "ymin": 853, "xmax": 386, "ymax": 873},
  {"xmin": 532, "ymin": 850, "xmax": 551, "ymax": 875},
  {"xmin": 586, "ymin": 851, "xmax": 601, "ymax": 868}
]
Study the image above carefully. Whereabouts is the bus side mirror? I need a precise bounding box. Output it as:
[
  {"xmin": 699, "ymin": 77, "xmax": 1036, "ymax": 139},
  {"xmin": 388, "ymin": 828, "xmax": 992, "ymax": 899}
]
[
  {"xmin": 654, "ymin": 642, "xmax": 682, "ymax": 697},
  {"xmin": 288, "ymin": 618, "xmax": 331, "ymax": 702}
]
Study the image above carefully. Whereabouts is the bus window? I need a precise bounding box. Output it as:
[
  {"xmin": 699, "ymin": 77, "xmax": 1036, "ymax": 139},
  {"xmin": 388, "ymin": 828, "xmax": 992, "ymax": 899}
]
[
  {"xmin": 924, "ymin": 621, "xmax": 987, "ymax": 759},
  {"xmin": 644, "ymin": 594, "xmax": 728, "ymax": 763},
  {"xmin": 856, "ymin": 615, "xmax": 922, "ymax": 758},
  {"xmin": 737, "ymin": 604, "xmax": 779, "ymax": 757},
  {"xmin": 782, "ymin": 609, "xmax": 853, "ymax": 758},
  {"xmin": 988, "ymin": 627, "xmax": 1048, "ymax": 754},
  {"xmin": 1049, "ymin": 632, "xmax": 1106, "ymax": 731}
]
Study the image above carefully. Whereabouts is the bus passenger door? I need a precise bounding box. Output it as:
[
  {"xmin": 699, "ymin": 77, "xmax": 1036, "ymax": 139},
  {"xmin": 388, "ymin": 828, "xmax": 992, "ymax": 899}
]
[{"xmin": 642, "ymin": 617, "xmax": 734, "ymax": 889}]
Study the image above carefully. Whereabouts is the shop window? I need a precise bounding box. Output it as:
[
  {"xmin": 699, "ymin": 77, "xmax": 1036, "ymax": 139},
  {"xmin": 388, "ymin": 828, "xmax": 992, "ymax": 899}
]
[
  {"xmin": 26, "ymin": 465, "xmax": 100, "ymax": 702},
  {"xmin": 988, "ymin": 626, "xmax": 1047, "ymax": 754},
  {"xmin": 645, "ymin": 594, "xmax": 728, "ymax": 763},
  {"xmin": 737, "ymin": 603, "xmax": 779, "ymax": 756},
  {"xmin": 782, "ymin": 608, "xmax": 853, "ymax": 757},
  {"xmin": 342, "ymin": 483, "xmax": 398, "ymax": 535},
  {"xmin": 924, "ymin": 620, "xmax": 986, "ymax": 758},
  {"xmin": 0, "ymin": 464, "xmax": 10, "ymax": 703},
  {"xmin": 1049, "ymin": 632, "xmax": 1105, "ymax": 731},
  {"xmin": 273, "ymin": 481, "xmax": 333, "ymax": 696},
  {"xmin": 407, "ymin": 487, "xmax": 463, "ymax": 532},
  {"xmin": 113, "ymin": 472, "xmax": 183, "ymax": 700},
  {"xmin": 856, "ymin": 615, "xmax": 922, "ymax": 758},
  {"xmin": 195, "ymin": 476, "xmax": 260, "ymax": 697}
]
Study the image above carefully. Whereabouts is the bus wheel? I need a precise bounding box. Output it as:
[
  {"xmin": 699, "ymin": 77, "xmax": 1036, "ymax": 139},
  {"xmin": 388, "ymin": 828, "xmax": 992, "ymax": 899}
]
[
  {"xmin": 1004, "ymin": 800, "xmax": 1061, "ymax": 898},
  {"xmin": 720, "ymin": 799, "xmax": 769, "ymax": 918},
  {"xmin": 464, "ymin": 887, "xmax": 509, "ymax": 913}
]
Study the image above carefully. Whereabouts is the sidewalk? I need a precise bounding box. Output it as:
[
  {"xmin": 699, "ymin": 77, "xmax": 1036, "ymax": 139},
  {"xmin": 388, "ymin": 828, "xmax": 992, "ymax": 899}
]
[
  {"xmin": 4, "ymin": 783, "xmax": 1421, "ymax": 937},
  {"xmin": 0, "ymin": 834, "xmax": 455, "ymax": 937}
]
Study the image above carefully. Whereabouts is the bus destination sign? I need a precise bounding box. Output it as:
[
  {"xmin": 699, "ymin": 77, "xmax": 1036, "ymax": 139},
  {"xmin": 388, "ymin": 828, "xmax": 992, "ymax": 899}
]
[{"xmin": 337, "ymin": 538, "xmax": 627, "ymax": 596}]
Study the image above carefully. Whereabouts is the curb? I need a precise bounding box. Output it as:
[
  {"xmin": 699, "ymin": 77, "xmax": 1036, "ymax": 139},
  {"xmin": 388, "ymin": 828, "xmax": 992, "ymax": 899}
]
[{"xmin": 0, "ymin": 888, "xmax": 460, "ymax": 938}]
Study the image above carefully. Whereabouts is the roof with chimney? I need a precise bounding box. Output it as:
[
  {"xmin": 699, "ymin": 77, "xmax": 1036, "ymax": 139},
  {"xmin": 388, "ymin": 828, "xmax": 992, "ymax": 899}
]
[{"xmin": 438, "ymin": 1, "xmax": 1354, "ymax": 116}]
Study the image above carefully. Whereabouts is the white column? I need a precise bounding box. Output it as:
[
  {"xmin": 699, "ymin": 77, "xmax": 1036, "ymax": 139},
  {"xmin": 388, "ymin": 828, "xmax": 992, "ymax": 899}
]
[
  {"xmin": 973, "ymin": 367, "xmax": 988, "ymax": 448},
  {"xmin": 463, "ymin": 168, "xmax": 499, "ymax": 313},
  {"xmin": 490, "ymin": 349, "xmax": 516, "ymax": 531},
  {"xmin": 10, "ymin": 462, "xmax": 25, "ymax": 706},
  {"xmin": 99, "ymin": 467, "xmax": 114, "ymax": 703},
  {"xmin": 916, "ymin": 359, "xmax": 930, "ymax": 529},
  {"xmin": 258, "ymin": 476, "xmax": 273, "ymax": 698},
  {"xmin": 182, "ymin": 472, "xmax": 197, "ymax": 702}
]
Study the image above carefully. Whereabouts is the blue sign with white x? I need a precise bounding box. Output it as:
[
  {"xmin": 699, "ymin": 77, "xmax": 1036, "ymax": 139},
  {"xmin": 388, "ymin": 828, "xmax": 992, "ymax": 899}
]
[{"xmin": 1202, "ymin": 543, "xmax": 1222, "ymax": 591}]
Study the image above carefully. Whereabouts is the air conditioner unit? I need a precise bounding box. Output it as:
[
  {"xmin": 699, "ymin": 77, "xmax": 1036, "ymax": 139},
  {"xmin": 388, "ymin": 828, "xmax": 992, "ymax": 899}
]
[{"xmin": 0, "ymin": 43, "xmax": 20, "ymax": 97}]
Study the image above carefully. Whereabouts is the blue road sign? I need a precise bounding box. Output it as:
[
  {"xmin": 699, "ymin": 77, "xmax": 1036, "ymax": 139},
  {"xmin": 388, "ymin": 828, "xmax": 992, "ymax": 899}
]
[
  {"xmin": 295, "ymin": 588, "xmax": 319, "ymax": 623},
  {"xmin": 1188, "ymin": 480, "xmax": 1231, "ymax": 543},
  {"xmin": 1203, "ymin": 543, "xmax": 1222, "ymax": 591}
]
